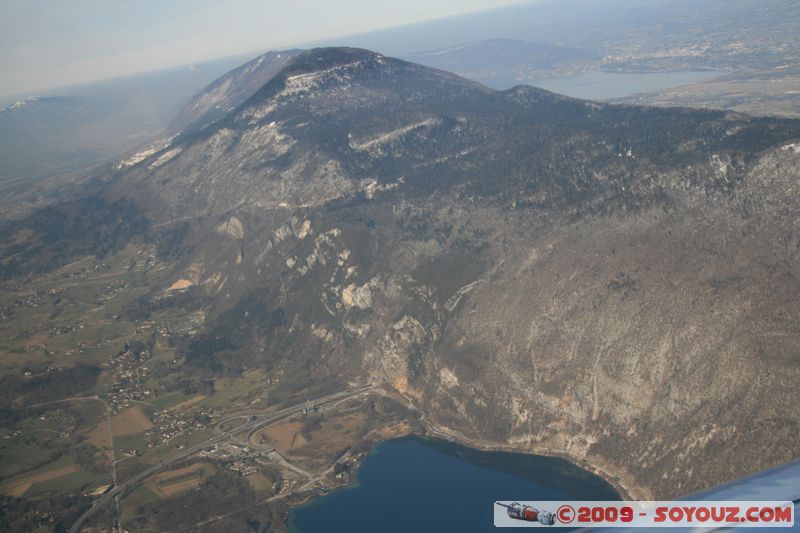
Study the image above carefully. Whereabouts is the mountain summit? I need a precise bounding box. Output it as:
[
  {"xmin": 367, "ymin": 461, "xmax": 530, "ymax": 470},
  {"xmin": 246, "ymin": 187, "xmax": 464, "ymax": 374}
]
[
  {"xmin": 115, "ymin": 47, "xmax": 796, "ymax": 221},
  {"xmin": 113, "ymin": 47, "xmax": 502, "ymax": 216}
]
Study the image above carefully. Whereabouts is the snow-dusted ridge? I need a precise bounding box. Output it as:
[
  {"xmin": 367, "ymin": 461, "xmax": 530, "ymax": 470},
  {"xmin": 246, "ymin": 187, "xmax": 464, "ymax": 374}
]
[
  {"xmin": 348, "ymin": 118, "xmax": 442, "ymax": 151},
  {"xmin": 0, "ymin": 96, "xmax": 43, "ymax": 113},
  {"xmin": 117, "ymin": 135, "xmax": 178, "ymax": 169}
]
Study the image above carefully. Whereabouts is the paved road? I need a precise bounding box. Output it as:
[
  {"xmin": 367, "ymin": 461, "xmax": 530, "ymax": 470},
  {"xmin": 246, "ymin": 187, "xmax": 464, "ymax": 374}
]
[{"xmin": 69, "ymin": 384, "xmax": 373, "ymax": 533}]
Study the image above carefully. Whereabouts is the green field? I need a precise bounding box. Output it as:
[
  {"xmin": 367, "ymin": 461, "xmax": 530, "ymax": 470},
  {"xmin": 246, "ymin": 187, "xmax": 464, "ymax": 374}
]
[
  {"xmin": 170, "ymin": 428, "xmax": 216, "ymax": 449},
  {"xmin": 195, "ymin": 373, "xmax": 269, "ymax": 410},
  {"xmin": 124, "ymin": 483, "xmax": 159, "ymax": 505},
  {"xmin": 26, "ymin": 468, "xmax": 107, "ymax": 496},
  {"xmin": 0, "ymin": 441, "xmax": 61, "ymax": 479},
  {"xmin": 0, "ymin": 454, "xmax": 76, "ymax": 495},
  {"xmin": 72, "ymin": 399, "xmax": 109, "ymax": 433},
  {"xmin": 141, "ymin": 429, "xmax": 216, "ymax": 465},
  {"xmin": 114, "ymin": 431, "xmax": 150, "ymax": 456},
  {"xmin": 150, "ymin": 390, "xmax": 193, "ymax": 410},
  {"xmin": 121, "ymin": 484, "xmax": 160, "ymax": 523}
]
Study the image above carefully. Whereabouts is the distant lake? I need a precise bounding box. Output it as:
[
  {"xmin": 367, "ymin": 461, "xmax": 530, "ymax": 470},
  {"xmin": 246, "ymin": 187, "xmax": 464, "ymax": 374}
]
[
  {"xmin": 484, "ymin": 70, "xmax": 722, "ymax": 100},
  {"xmin": 290, "ymin": 436, "xmax": 619, "ymax": 533}
]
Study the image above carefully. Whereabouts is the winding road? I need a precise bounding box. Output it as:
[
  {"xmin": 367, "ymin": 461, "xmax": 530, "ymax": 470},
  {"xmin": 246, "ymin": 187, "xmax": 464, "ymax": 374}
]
[{"xmin": 69, "ymin": 384, "xmax": 374, "ymax": 533}]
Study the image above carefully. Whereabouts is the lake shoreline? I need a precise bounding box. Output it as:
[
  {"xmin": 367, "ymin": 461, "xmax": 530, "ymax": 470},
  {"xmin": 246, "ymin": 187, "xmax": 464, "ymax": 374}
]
[
  {"xmin": 418, "ymin": 421, "xmax": 639, "ymax": 501},
  {"xmin": 289, "ymin": 430, "xmax": 623, "ymax": 532},
  {"xmin": 484, "ymin": 69, "xmax": 727, "ymax": 99}
]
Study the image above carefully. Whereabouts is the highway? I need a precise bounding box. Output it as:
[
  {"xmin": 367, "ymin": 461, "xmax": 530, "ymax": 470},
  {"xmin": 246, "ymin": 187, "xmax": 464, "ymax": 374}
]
[{"xmin": 69, "ymin": 384, "xmax": 373, "ymax": 533}]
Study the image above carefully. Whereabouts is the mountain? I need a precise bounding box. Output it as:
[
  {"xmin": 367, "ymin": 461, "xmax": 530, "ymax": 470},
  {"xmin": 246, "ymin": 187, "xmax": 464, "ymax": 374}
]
[
  {"xmin": 169, "ymin": 49, "xmax": 303, "ymax": 135},
  {"xmin": 5, "ymin": 47, "xmax": 800, "ymax": 501}
]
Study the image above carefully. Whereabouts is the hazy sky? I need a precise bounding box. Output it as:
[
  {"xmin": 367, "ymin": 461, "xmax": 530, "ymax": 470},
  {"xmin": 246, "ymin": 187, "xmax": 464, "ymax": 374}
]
[{"xmin": 0, "ymin": 0, "xmax": 527, "ymax": 98}]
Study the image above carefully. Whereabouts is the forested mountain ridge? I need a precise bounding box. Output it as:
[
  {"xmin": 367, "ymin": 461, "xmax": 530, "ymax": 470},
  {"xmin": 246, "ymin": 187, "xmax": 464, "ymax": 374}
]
[{"xmin": 4, "ymin": 47, "xmax": 800, "ymax": 499}]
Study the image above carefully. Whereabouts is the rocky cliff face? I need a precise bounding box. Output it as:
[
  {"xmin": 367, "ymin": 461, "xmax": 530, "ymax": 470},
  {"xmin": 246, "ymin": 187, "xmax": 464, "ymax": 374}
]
[{"xmin": 17, "ymin": 48, "xmax": 800, "ymax": 498}]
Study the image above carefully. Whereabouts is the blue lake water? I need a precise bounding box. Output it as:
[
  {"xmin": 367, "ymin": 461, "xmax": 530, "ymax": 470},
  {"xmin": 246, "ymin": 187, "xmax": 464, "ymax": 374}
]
[
  {"xmin": 484, "ymin": 70, "xmax": 722, "ymax": 100},
  {"xmin": 290, "ymin": 436, "xmax": 619, "ymax": 533}
]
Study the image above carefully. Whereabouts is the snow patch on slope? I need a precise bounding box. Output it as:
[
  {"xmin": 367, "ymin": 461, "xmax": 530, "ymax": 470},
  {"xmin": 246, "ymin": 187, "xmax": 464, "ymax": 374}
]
[
  {"xmin": 349, "ymin": 118, "xmax": 441, "ymax": 151},
  {"xmin": 149, "ymin": 147, "xmax": 184, "ymax": 169},
  {"xmin": 216, "ymin": 216, "xmax": 245, "ymax": 240},
  {"xmin": 238, "ymin": 121, "xmax": 294, "ymax": 156},
  {"xmin": 281, "ymin": 61, "xmax": 365, "ymax": 97},
  {"xmin": 782, "ymin": 142, "xmax": 800, "ymax": 154}
]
